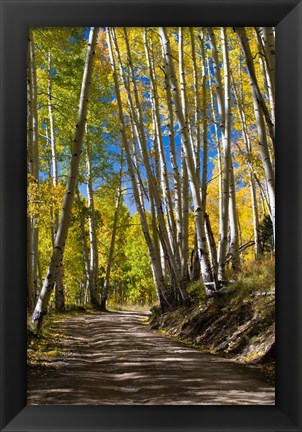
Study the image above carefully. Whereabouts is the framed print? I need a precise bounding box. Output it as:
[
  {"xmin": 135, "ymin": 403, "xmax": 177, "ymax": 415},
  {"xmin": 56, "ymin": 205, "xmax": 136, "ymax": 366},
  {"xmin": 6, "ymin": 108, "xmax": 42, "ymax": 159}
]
[{"xmin": 0, "ymin": 0, "xmax": 301, "ymax": 431}]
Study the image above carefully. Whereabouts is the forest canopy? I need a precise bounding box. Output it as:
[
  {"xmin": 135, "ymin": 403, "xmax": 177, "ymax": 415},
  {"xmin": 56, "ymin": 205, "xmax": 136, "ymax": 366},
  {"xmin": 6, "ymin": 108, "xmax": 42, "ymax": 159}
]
[{"xmin": 27, "ymin": 27, "xmax": 275, "ymax": 329}]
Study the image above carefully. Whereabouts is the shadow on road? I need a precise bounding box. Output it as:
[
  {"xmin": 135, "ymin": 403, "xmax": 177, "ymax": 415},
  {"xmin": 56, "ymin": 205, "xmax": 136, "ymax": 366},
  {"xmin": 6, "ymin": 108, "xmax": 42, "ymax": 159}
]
[{"xmin": 27, "ymin": 312, "xmax": 275, "ymax": 405}]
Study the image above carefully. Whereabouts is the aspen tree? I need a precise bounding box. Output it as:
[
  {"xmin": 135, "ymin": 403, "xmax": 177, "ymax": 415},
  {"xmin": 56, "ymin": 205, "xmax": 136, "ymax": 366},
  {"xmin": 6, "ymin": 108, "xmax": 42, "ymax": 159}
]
[
  {"xmin": 189, "ymin": 28, "xmax": 201, "ymax": 180},
  {"xmin": 228, "ymin": 161, "xmax": 240, "ymax": 272},
  {"xmin": 235, "ymin": 27, "xmax": 275, "ymax": 151},
  {"xmin": 100, "ymin": 152, "xmax": 124, "ymax": 311},
  {"xmin": 258, "ymin": 27, "xmax": 275, "ymax": 100},
  {"xmin": 85, "ymin": 140, "xmax": 100, "ymax": 307},
  {"xmin": 144, "ymin": 29, "xmax": 181, "ymax": 275},
  {"xmin": 76, "ymin": 187, "xmax": 90, "ymax": 304},
  {"xmin": 207, "ymin": 55, "xmax": 222, "ymax": 275},
  {"xmin": 208, "ymin": 27, "xmax": 232, "ymax": 283},
  {"xmin": 27, "ymin": 28, "xmax": 40, "ymax": 312},
  {"xmin": 27, "ymin": 33, "xmax": 34, "ymax": 312},
  {"xmin": 114, "ymin": 28, "xmax": 187, "ymax": 302},
  {"xmin": 47, "ymin": 52, "xmax": 65, "ymax": 312},
  {"xmin": 161, "ymin": 56, "xmax": 187, "ymax": 281},
  {"xmin": 198, "ymin": 31, "xmax": 220, "ymax": 281},
  {"xmin": 255, "ymin": 29, "xmax": 275, "ymax": 128},
  {"xmin": 107, "ymin": 27, "xmax": 171, "ymax": 311},
  {"xmin": 235, "ymin": 28, "xmax": 275, "ymax": 246},
  {"xmin": 32, "ymin": 27, "xmax": 99, "ymax": 329},
  {"xmin": 178, "ymin": 29, "xmax": 191, "ymax": 284},
  {"xmin": 221, "ymin": 27, "xmax": 241, "ymax": 276},
  {"xmin": 231, "ymin": 67, "xmax": 261, "ymax": 259},
  {"xmin": 159, "ymin": 27, "xmax": 215, "ymax": 295}
]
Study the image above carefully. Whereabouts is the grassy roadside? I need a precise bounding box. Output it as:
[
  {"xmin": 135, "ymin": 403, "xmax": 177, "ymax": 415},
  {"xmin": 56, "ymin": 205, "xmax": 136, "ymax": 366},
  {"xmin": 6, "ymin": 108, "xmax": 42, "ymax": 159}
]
[
  {"xmin": 148, "ymin": 261, "xmax": 275, "ymax": 383},
  {"xmin": 27, "ymin": 306, "xmax": 92, "ymax": 366}
]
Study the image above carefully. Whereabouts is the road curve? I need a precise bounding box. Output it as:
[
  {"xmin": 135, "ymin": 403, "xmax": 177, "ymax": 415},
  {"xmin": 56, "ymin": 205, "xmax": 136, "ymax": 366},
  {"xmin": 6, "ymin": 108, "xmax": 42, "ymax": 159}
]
[{"xmin": 27, "ymin": 311, "xmax": 275, "ymax": 405}]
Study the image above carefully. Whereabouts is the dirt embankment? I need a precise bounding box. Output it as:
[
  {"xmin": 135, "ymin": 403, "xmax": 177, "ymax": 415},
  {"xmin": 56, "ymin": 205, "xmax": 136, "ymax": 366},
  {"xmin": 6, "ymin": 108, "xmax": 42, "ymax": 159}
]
[{"xmin": 149, "ymin": 292, "xmax": 275, "ymax": 380}]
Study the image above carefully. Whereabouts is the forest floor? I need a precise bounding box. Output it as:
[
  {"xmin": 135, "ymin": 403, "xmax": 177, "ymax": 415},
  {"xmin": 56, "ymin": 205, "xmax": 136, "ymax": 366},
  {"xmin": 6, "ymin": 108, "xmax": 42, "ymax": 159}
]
[{"xmin": 27, "ymin": 311, "xmax": 275, "ymax": 405}]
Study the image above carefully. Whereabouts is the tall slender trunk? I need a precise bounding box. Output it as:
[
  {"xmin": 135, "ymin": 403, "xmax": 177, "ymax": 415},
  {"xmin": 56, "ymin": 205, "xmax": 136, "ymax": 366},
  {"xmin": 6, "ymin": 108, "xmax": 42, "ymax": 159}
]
[
  {"xmin": 115, "ymin": 28, "xmax": 186, "ymax": 302},
  {"xmin": 258, "ymin": 27, "xmax": 275, "ymax": 101},
  {"xmin": 100, "ymin": 153, "xmax": 124, "ymax": 311},
  {"xmin": 76, "ymin": 187, "xmax": 90, "ymax": 304},
  {"xmin": 255, "ymin": 29, "xmax": 275, "ymax": 129},
  {"xmin": 27, "ymin": 41, "xmax": 34, "ymax": 313},
  {"xmin": 107, "ymin": 28, "xmax": 171, "ymax": 311},
  {"xmin": 250, "ymin": 173, "xmax": 261, "ymax": 259},
  {"xmin": 181, "ymin": 159, "xmax": 189, "ymax": 282},
  {"xmin": 207, "ymin": 55, "xmax": 223, "ymax": 271},
  {"xmin": 27, "ymin": 216, "xmax": 34, "ymax": 312},
  {"xmin": 32, "ymin": 27, "xmax": 99, "ymax": 329},
  {"xmin": 159, "ymin": 27, "xmax": 215, "ymax": 295},
  {"xmin": 232, "ymin": 68, "xmax": 261, "ymax": 259},
  {"xmin": 27, "ymin": 28, "xmax": 39, "ymax": 312},
  {"xmin": 228, "ymin": 160, "xmax": 240, "ymax": 272},
  {"xmin": 234, "ymin": 35, "xmax": 276, "ymax": 248},
  {"xmin": 204, "ymin": 213, "xmax": 218, "ymax": 278},
  {"xmin": 208, "ymin": 27, "xmax": 232, "ymax": 283},
  {"xmin": 47, "ymin": 52, "xmax": 65, "ymax": 312},
  {"xmin": 250, "ymin": 88, "xmax": 275, "ymax": 247},
  {"xmin": 86, "ymin": 140, "xmax": 100, "ymax": 308},
  {"xmin": 162, "ymin": 60, "xmax": 185, "ymax": 281},
  {"xmin": 235, "ymin": 27, "xmax": 275, "ymax": 152},
  {"xmin": 144, "ymin": 29, "xmax": 181, "ymax": 277},
  {"xmin": 189, "ymin": 28, "xmax": 201, "ymax": 181}
]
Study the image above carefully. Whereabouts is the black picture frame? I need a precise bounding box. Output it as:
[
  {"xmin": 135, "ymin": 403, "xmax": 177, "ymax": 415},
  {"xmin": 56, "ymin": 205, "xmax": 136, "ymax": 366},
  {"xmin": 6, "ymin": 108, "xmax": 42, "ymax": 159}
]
[{"xmin": 0, "ymin": 0, "xmax": 301, "ymax": 431}]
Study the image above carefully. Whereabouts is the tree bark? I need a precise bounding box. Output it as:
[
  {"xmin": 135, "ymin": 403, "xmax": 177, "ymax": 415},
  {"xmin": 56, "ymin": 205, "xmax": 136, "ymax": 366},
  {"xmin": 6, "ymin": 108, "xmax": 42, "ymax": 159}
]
[
  {"xmin": 232, "ymin": 68, "xmax": 261, "ymax": 259},
  {"xmin": 208, "ymin": 27, "xmax": 232, "ymax": 283},
  {"xmin": 159, "ymin": 27, "xmax": 215, "ymax": 295},
  {"xmin": 107, "ymin": 27, "xmax": 171, "ymax": 312},
  {"xmin": 235, "ymin": 27, "xmax": 275, "ymax": 152},
  {"xmin": 32, "ymin": 27, "xmax": 99, "ymax": 329},
  {"xmin": 27, "ymin": 28, "xmax": 39, "ymax": 312},
  {"xmin": 258, "ymin": 27, "xmax": 275, "ymax": 102},
  {"xmin": 100, "ymin": 153, "xmax": 124, "ymax": 311},
  {"xmin": 47, "ymin": 52, "xmax": 65, "ymax": 312},
  {"xmin": 76, "ymin": 187, "xmax": 90, "ymax": 304},
  {"xmin": 115, "ymin": 28, "xmax": 186, "ymax": 303},
  {"xmin": 86, "ymin": 140, "xmax": 100, "ymax": 308},
  {"xmin": 144, "ymin": 29, "xmax": 181, "ymax": 277},
  {"xmin": 228, "ymin": 160, "xmax": 240, "ymax": 272},
  {"xmin": 162, "ymin": 57, "xmax": 186, "ymax": 282}
]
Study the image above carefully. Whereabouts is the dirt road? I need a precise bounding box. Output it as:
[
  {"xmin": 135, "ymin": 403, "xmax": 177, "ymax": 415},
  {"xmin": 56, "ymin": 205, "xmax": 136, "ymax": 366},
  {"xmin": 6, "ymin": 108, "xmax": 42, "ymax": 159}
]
[{"xmin": 27, "ymin": 311, "xmax": 275, "ymax": 405}]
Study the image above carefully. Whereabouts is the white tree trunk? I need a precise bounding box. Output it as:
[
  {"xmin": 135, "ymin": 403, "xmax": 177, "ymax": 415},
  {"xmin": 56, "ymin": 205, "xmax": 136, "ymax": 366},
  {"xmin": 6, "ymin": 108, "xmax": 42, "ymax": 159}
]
[
  {"xmin": 86, "ymin": 140, "xmax": 100, "ymax": 307},
  {"xmin": 235, "ymin": 27, "xmax": 275, "ymax": 151},
  {"xmin": 144, "ymin": 29, "xmax": 181, "ymax": 276},
  {"xmin": 27, "ymin": 28, "xmax": 40, "ymax": 312},
  {"xmin": 232, "ymin": 70, "xmax": 261, "ymax": 259},
  {"xmin": 251, "ymin": 87, "xmax": 275, "ymax": 246},
  {"xmin": 258, "ymin": 27, "xmax": 275, "ymax": 99},
  {"xmin": 47, "ymin": 52, "xmax": 65, "ymax": 312},
  {"xmin": 162, "ymin": 62, "xmax": 185, "ymax": 279},
  {"xmin": 100, "ymin": 152, "xmax": 124, "ymax": 311},
  {"xmin": 256, "ymin": 31, "xmax": 275, "ymax": 129},
  {"xmin": 159, "ymin": 27, "xmax": 215, "ymax": 295},
  {"xmin": 107, "ymin": 28, "xmax": 171, "ymax": 311},
  {"xmin": 208, "ymin": 27, "xmax": 232, "ymax": 283},
  {"xmin": 76, "ymin": 187, "xmax": 90, "ymax": 304},
  {"xmin": 228, "ymin": 160, "xmax": 240, "ymax": 271},
  {"xmin": 116, "ymin": 28, "xmax": 186, "ymax": 302},
  {"xmin": 32, "ymin": 27, "xmax": 99, "ymax": 329},
  {"xmin": 207, "ymin": 54, "xmax": 223, "ymax": 270},
  {"xmin": 189, "ymin": 28, "xmax": 201, "ymax": 181},
  {"xmin": 235, "ymin": 31, "xmax": 275, "ymax": 247}
]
